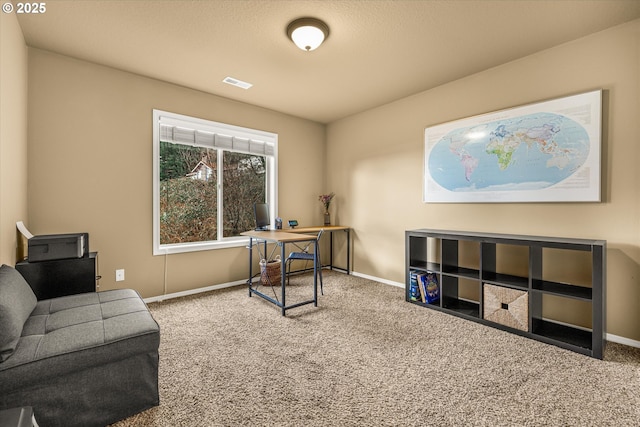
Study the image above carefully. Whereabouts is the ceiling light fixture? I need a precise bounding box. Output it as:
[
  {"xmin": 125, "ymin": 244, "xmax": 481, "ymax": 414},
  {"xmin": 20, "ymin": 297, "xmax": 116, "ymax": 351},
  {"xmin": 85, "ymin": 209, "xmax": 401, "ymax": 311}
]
[{"xmin": 286, "ymin": 17, "xmax": 329, "ymax": 52}]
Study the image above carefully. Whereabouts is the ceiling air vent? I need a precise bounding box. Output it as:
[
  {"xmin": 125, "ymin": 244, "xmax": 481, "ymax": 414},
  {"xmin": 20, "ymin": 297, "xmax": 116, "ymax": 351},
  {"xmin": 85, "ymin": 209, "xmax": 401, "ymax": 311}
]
[{"xmin": 223, "ymin": 76, "xmax": 252, "ymax": 89}]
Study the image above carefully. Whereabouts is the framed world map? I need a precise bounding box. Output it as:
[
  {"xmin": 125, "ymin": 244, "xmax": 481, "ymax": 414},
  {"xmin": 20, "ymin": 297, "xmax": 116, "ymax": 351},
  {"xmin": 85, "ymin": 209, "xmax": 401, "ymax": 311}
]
[{"xmin": 423, "ymin": 90, "xmax": 602, "ymax": 203}]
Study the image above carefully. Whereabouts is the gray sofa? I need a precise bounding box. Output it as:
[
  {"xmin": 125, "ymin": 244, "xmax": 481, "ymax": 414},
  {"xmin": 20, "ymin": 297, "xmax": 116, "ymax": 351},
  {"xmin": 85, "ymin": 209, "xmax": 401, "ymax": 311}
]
[{"xmin": 0, "ymin": 264, "xmax": 160, "ymax": 427}]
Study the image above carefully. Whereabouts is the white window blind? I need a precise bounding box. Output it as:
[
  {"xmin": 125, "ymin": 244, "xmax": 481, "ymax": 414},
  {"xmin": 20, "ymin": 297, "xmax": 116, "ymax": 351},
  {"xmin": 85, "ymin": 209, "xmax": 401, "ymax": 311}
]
[{"xmin": 157, "ymin": 113, "xmax": 276, "ymax": 157}]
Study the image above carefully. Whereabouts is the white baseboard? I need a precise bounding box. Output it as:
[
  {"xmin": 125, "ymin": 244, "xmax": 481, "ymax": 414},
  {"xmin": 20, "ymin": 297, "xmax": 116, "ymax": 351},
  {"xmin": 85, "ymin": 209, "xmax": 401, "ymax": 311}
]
[
  {"xmin": 606, "ymin": 333, "xmax": 640, "ymax": 348},
  {"xmin": 351, "ymin": 270, "xmax": 640, "ymax": 350},
  {"xmin": 351, "ymin": 271, "xmax": 404, "ymax": 288},
  {"xmin": 143, "ymin": 279, "xmax": 245, "ymax": 303},
  {"xmin": 143, "ymin": 271, "xmax": 393, "ymax": 304}
]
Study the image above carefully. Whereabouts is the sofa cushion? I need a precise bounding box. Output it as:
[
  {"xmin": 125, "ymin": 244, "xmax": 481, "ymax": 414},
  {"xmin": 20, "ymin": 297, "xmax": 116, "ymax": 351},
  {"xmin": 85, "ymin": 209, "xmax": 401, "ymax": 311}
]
[
  {"xmin": 0, "ymin": 265, "xmax": 37, "ymax": 362},
  {"xmin": 0, "ymin": 289, "xmax": 159, "ymax": 382}
]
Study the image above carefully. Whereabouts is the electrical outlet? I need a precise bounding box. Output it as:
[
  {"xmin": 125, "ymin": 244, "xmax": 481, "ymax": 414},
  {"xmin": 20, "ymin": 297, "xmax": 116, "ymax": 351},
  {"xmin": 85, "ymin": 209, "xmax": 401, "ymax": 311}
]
[{"xmin": 115, "ymin": 269, "xmax": 125, "ymax": 282}]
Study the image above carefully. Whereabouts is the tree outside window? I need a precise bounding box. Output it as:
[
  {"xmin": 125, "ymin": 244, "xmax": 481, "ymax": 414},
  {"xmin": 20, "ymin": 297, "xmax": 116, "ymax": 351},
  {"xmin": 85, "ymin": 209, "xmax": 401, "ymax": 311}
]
[
  {"xmin": 159, "ymin": 142, "xmax": 218, "ymax": 244},
  {"xmin": 222, "ymin": 152, "xmax": 266, "ymax": 237}
]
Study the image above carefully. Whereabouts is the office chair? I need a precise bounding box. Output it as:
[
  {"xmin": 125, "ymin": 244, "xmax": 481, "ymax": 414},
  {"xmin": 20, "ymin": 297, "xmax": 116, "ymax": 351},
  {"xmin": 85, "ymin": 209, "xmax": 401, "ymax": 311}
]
[{"xmin": 285, "ymin": 229, "xmax": 324, "ymax": 295}]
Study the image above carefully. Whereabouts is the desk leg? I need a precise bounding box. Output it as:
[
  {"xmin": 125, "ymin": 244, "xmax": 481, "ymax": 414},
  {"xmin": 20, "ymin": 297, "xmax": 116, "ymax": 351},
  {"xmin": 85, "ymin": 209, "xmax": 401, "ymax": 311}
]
[
  {"xmin": 247, "ymin": 238, "xmax": 253, "ymax": 297},
  {"xmin": 314, "ymin": 238, "xmax": 318, "ymax": 306},
  {"xmin": 280, "ymin": 242, "xmax": 286, "ymax": 316},
  {"xmin": 346, "ymin": 229, "xmax": 351, "ymax": 275},
  {"xmin": 329, "ymin": 231, "xmax": 334, "ymax": 271}
]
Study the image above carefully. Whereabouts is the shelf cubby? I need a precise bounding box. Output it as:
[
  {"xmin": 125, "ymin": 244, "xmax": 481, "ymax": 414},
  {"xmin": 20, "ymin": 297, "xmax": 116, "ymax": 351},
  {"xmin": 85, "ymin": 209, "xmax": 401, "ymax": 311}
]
[
  {"xmin": 441, "ymin": 275, "xmax": 480, "ymax": 319},
  {"xmin": 531, "ymin": 279, "xmax": 592, "ymax": 300},
  {"xmin": 482, "ymin": 272, "xmax": 528, "ymax": 291},
  {"xmin": 531, "ymin": 318, "xmax": 593, "ymax": 351},
  {"xmin": 481, "ymin": 242, "xmax": 529, "ymax": 291},
  {"xmin": 441, "ymin": 296, "xmax": 480, "ymax": 319},
  {"xmin": 442, "ymin": 265, "xmax": 479, "ymax": 280}
]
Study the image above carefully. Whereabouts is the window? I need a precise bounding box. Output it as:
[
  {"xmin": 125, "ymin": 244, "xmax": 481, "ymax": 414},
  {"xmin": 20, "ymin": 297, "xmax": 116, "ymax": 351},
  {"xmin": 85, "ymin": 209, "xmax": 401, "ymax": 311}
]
[{"xmin": 153, "ymin": 110, "xmax": 277, "ymax": 255}]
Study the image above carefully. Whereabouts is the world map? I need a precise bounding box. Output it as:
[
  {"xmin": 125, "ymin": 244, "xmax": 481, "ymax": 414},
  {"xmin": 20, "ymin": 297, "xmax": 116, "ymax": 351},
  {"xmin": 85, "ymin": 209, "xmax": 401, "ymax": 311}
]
[{"xmin": 427, "ymin": 112, "xmax": 590, "ymax": 193}]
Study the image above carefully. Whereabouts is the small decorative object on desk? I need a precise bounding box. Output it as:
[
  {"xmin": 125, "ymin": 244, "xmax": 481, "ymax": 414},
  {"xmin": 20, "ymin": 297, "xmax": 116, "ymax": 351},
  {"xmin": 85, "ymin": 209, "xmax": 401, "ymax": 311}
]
[{"xmin": 319, "ymin": 192, "xmax": 335, "ymax": 225}]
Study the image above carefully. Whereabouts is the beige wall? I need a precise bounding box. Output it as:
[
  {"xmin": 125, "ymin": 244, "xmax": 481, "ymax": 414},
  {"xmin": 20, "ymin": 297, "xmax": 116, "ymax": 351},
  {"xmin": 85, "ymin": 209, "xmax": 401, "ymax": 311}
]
[
  {"xmin": 27, "ymin": 49, "xmax": 325, "ymax": 298},
  {"xmin": 13, "ymin": 17, "xmax": 640, "ymax": 343},
  {"xmin": 0, "ymin": 13, "xmax": 28, "ymax": 265},
  {"xmin": 327, "ymin": 20, "xmax": 640, "ymax": 342}
]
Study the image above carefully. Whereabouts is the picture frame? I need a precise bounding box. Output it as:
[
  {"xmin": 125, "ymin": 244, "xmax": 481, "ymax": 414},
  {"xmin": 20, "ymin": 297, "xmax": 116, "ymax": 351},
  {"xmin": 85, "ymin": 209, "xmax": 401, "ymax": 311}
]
[{"xmin": 423, "ymin": 90, "xmax": 602, "ymax": 203}]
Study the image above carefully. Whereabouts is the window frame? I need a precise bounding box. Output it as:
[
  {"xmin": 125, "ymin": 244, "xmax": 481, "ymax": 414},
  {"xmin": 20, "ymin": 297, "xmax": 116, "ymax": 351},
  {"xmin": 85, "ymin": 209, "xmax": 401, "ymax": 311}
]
[{"xmin": 152, "ymin": 110, "xmax": 278, "ymax": 255}]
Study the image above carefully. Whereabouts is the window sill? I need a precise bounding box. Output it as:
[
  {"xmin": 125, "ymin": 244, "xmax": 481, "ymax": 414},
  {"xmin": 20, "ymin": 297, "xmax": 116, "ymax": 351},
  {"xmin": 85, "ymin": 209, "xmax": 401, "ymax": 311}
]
[{"xmin": 154, "ymin": 236, "xmax": 249, "ymax": 255}]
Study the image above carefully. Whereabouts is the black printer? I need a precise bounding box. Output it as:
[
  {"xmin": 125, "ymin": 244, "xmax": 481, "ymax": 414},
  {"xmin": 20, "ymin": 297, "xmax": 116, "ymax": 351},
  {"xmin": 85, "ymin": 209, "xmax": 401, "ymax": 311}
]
[{"xmin": 27, "ymin": 233, "xmax": 89, "ymax": 262}]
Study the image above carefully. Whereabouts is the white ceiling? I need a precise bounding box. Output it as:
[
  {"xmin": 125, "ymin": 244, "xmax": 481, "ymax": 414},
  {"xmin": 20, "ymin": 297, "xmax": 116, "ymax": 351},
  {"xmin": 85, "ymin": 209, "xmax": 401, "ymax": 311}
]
[{"xmin": 16, "ymin": 0, "xmax": 640, "ymax": 124}]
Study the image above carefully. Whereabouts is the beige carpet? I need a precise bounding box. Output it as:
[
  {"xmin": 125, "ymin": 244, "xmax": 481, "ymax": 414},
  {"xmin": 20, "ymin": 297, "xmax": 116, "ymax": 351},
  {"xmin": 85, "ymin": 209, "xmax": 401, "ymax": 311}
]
[{"xmin": 112, "ymin": 271, "xmax": 640, "ymax": 426}]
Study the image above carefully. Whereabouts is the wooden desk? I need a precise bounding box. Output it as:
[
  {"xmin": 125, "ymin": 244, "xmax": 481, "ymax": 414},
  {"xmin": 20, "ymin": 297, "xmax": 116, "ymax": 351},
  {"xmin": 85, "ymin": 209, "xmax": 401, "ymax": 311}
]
[
  {"xmin": 241, "ymin": 230, "xmax": 319, "ymax": 316},
  {"xmin": 289, "ymin": 225, "xmax": 350, "ymax": 274}
]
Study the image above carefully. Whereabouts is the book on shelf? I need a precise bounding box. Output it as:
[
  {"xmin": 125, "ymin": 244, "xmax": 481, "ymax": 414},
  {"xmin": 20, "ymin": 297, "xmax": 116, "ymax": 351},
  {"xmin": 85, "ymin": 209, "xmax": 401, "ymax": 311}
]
[
  {"xmin": 409, "ymin": 271, "xmax": 421, "ymax": 301},
  {"xmin": 418, "ymin": 271, "xmax": 440, "ymax": 304},
  {"xmin": 416, "ymin": 272, "xmax": 427, "ymax": 303}
]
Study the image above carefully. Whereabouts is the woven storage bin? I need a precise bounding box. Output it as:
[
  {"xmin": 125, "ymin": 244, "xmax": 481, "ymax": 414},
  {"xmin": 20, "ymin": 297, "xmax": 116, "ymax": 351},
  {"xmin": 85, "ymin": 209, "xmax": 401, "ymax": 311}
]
[
  {"xmin": 483, "ymin": 283, "xmax": 528, "ymax": 332},
  {"xmin": 260, "ymin": 256, "xmax": 281, "ymax": 286}
]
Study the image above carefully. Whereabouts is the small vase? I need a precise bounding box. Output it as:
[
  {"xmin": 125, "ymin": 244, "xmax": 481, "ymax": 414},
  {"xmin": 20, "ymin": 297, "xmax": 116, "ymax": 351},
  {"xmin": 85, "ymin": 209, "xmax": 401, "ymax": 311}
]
[{"xmin": 324, "ymin": 211, "xmax": 331, "ymax": 225}]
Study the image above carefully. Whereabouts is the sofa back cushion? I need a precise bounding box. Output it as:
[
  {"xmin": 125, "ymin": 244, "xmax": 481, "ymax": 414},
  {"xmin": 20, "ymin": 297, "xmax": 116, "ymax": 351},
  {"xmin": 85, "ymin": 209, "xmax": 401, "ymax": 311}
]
[{"xmin": 0, "ymin": 264, "xmax": 37, "ymax": 362}]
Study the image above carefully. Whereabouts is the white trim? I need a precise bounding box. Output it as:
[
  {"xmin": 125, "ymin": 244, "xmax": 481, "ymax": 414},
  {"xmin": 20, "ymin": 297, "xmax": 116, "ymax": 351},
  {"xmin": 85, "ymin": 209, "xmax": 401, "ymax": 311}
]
[
  {"xmin": 606, "ymin": 333, "xmax": 640, "ymax": 349},
  {"xmin": 143, "ymin": 279, "xmax": 245, "ymax": 303},
  {"xmin": 157, "ymin": 237, "xmax": 250, "ymax": 255},
  {"xmin": 351, "ymin": 271, "xmax": 404, "ymax": 288}
]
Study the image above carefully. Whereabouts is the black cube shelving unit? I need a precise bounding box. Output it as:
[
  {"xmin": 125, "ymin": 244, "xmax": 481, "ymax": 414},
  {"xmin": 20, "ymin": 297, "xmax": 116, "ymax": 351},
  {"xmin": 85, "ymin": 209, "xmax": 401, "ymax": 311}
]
[{"xmin": 406, "ymin": 229, "xmax": 606, "ymax": 359}]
